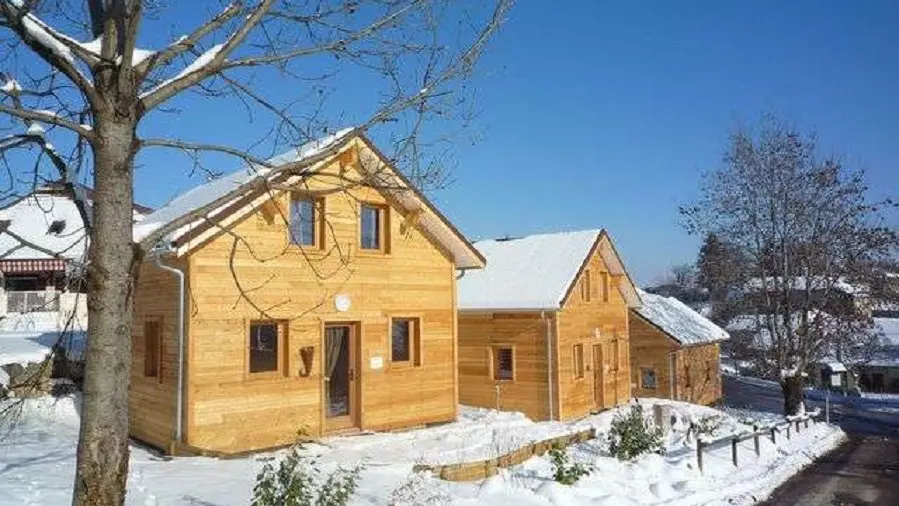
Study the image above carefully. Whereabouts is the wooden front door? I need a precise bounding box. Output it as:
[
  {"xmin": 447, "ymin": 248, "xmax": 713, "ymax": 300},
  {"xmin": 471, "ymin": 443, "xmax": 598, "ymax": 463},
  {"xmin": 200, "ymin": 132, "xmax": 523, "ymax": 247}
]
[
  {"xmin": 593, "ymin": 344, "xmax": 604, "ymax": 408},
  {"xmin": 324, "ymin": 324, "xmax": 358, "ymax": 432}
]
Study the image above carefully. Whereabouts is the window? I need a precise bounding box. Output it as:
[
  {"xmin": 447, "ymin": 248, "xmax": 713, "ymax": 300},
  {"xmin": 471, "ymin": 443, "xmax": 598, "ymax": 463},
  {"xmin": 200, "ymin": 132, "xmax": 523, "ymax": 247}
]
[
  {"xmin": 641, "ymin": 368, "xmax": 657, "ymax": 389},
  {"xmin": 48, "ymin": 219, "xmax": 66, "ymax": 235},
  {"xmin": 144, "ymin": 319, "xmax": 162, "ymax": 378},
  {"xmin": 391, "ymin": 317, "xmax": 421, "ymax": 364},
  {"xmin": 249, "ymin": 321, "xmax": 282, "ymax": 374},
  {"xmin": 684, "ymin": 364, "xmax": 692, "ymax": 388},
  {"xmin": 573, "ymin": 344, "xmax": 585, "ymax": 379},
  {"xmin": 581, "ymin": 269, "xmax": 592, "ymax": 302},
  {"xmin": 493, "ymin": 347, "xmax": 514, "ymax": 381},
  {"xmin": 706, "ymin": 360, "xmax": 713, "ymax": 381},
  {"xmin": 611, "ymin": 339, "xmax": 620, "ymax": 371},
  {"xmin": 360, "ymin": 204, "xmax": 388, "ymax": 251},
  {"xmin": 289, "ymin": 195, "xmax": 318, "ymax": 246},
  {"xmin": 601, "ymin": 272, "xmax": 610, "ymax": 302}
]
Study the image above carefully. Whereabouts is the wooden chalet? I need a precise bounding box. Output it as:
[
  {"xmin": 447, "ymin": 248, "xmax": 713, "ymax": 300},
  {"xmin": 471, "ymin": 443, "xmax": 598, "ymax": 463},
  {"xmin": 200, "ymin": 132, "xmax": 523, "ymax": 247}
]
[
  {"xmin": 629, "ymin": 289, "xmax": 729, "ymax": 406},
  {"xmin": 456, "ymin": 229, "xmax": 641, "ymax": 421},
  {"xmin": 129, "ymin": 129, "xmax": 485, "ymax": 455}
]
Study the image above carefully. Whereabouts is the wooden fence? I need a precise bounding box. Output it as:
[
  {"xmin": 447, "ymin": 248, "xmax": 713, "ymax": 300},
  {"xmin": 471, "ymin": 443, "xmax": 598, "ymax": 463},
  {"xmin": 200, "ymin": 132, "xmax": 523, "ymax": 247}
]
[
  {"xmin": 695, "ymin": 411, "xmax": 821, "ymax": 474},
  {"xmin": 412, "ymin": 428, "xmax": 596, "ymax": 482}
]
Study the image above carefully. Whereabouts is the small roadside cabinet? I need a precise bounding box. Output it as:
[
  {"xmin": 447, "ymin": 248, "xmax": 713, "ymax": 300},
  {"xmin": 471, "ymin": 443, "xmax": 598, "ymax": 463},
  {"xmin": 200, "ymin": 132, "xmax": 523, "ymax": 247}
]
[{"xmin": 129, "ymin": 131, "xmax": 485, "ymax": 455}]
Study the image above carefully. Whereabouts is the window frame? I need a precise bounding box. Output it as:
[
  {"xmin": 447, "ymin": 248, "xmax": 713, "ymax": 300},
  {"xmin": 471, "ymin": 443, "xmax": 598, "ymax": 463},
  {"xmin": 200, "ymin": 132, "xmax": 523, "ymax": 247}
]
[
  {"xmin": 389, "ymin": 316, "xmax": 422, "ymax": 366},
  {"xmin": 491, "ymin": 345, "xmax": 515, "ymax": 382},
  {"xmin": 684, "ymin": 364, "xmax": 692, "ymax": 388},
  {"xmin": 288, "ymin": 193, "xmax": 323, "ymax": 248},
  {"xmin": 610, "ymin": 338, "xmax": 620, "ymax": 371},
  {"xmin": 246, "ymin": 320, "xmax": 288, "ymax": 378},
  {"xmin": 601, "ymin": 272, "xmax": 610, "ymax": 302},
  {"xmin": 573, "ymin": 343, "xmax": 585, "ymax": 379},
  {"xmin": 359, "ymin": 202, "xmax": 390, "ymax": 253},
  {"xmin": 640, "ymin": 367, "xmax": 657, "ymax": 389},
  {"xmin": 143, "ymin": 316, "xmax": 163, "ymax": 381},
  {"xmin": 581, "ymin": 269, "xmax": 592, "ymax": 302}
]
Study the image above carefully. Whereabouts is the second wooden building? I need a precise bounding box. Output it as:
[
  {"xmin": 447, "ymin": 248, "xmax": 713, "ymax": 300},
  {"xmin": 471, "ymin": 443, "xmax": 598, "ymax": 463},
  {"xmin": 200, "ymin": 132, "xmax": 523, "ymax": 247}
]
[{"xmin": 456, "ymin": 229, "xmax": 641, "ymax": 421}]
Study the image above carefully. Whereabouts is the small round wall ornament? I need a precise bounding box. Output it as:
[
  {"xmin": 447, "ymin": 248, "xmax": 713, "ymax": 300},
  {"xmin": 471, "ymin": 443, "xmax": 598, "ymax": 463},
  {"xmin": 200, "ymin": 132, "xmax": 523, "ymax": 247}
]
[{"xmin": 335, "ymin": 294, "xmax": 351, "ymax": 312}]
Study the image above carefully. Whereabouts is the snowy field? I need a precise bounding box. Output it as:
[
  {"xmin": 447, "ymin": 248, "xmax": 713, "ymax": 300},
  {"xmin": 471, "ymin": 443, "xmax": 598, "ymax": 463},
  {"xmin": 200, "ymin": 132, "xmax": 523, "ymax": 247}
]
[{"xmin": 0, "ymin": 395, "xmax": 844, "ymax": 506}]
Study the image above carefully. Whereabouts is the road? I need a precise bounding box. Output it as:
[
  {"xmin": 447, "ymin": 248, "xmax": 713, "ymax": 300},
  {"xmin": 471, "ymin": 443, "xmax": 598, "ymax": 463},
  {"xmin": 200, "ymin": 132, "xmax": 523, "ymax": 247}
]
[{"xmin": 723, "ymin": 376, "xmax": 899, "ymax": 505}]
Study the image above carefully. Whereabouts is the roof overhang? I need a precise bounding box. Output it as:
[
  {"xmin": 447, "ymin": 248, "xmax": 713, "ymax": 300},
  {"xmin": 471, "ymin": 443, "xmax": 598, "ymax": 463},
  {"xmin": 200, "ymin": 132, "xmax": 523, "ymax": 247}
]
[
  {"xmin": 597, "ymin": 230, "xmax": 641, "ymax": 308},
  {"xmin": 147, "ymin": 133, "xmax": 485, "ymax": 270}
]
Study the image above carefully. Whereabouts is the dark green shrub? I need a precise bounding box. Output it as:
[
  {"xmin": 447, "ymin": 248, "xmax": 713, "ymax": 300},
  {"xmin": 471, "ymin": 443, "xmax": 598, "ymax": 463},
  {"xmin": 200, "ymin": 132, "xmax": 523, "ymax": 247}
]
[
  {"xmin": 548, "ymin": 445, "xmax": 593, "ymax": 485},
  {"xmin": 250, "ymin": 442, "xmax": 361, "ymax": 506},
  {"xmin": 608, "ymin": 404, "xmax": 664, "ymax": 460}
]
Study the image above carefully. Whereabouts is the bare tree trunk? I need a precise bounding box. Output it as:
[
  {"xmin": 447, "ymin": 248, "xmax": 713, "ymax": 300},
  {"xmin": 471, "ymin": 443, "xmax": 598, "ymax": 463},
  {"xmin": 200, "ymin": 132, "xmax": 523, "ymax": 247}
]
[
  {"xmin": 782, "ymin": 375, "xmax": 804, "ymax": 416},
  {"xmin": 73, "ymin": 115, "xmax": 139, "ymax": 506}
]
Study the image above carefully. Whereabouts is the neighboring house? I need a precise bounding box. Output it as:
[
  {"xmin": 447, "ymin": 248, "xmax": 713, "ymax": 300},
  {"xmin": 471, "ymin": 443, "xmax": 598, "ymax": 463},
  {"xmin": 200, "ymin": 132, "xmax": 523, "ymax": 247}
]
[
  {"xmin": 0, "ymin": 182, "xmax": 150, "ymax": 332},
  {"xmin": 128, "ymin": 130, "xmax": 485, "ymax": 455},
  {"xmin": 455, "ymin": 229, "xmax": 641, "ymax": 422},
  {"xmin": 629, "ymin": 290, "xmax": 729, "ymax": 406},
  {"xmin": 742, "ymin": 276, "xmax": 866, "ymax": 316},
  {"xmin": 857, "ymin": 317, "xmax": 899, "ymax": 393}
]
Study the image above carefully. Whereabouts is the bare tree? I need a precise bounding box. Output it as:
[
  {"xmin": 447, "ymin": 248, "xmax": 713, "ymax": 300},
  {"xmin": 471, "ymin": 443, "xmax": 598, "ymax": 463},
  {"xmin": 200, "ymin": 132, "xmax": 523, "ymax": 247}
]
[
  {"xmin": 681, "ymin": 117, "xmax": 898, "ymax": 415},
  {"xmin": 0, "ymin": 1, "xmax": 512, "ymax": 504}
]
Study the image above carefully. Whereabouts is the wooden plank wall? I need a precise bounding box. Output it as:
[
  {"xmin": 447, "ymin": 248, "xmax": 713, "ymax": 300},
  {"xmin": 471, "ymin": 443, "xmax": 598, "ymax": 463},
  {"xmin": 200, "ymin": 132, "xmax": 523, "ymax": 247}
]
[
  {"xmin": 674, "ymin": 343, "xmax": 722, "ymax": 405},
  {"xmin": 628, "ymin": 312, "xmax": 675, "ymax": 399},
  {"xmin": 556, "ymin": 234, "xmax": 632, "ymax": 420},
  {"xmin": 629, "ymin": 311, "xmax": 723, "ymax": 406},
  {"xmin": 457, "ymin": 311, "xmax": 552, "ymax": 421},
  {"xmin": 181, "ymin": 156, "xmax": 458, "ymax": 453},
  {"xmin": 130, "ymin": 257, "xmax": 188, "ymax": 449}
]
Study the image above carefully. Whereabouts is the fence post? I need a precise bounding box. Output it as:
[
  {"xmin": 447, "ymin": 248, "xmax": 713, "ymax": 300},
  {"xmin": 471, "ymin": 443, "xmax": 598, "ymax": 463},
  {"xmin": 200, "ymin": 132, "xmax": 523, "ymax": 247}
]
[
  {"xmin": 804, "ymin": 418, "xmax": 809, "ymax": 429},
  {"xmin": 731, "ymin": 437, "xmax": 738, "ymax": 467},
  {"xmin": 796, "ymin": 419, "xmax": 801, "ymax": 433},
  {"xmin": 697, "ymin": 440, "xmax": 704, "ymax": 474},
  {"xmin": 771, "ymin": 427, "xmax": 776, "ymax": 444},
  {"xmin": 786, "ymin": 424, "xmax": 791, "ymax": 440}
]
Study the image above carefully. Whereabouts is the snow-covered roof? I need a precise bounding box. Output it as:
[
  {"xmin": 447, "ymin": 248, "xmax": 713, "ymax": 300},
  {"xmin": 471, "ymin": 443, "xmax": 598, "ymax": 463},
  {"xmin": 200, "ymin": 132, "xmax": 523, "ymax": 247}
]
[
  {"xmin": 634, "ymin": 290, "xmax": 729, "ymax": 346},
  {"xmin": 745, "ymin": 276, "xmax": 860, "ymax": 295},
  {"xmin": 134, "ymin": 130, "xmax": 486, "ymax": 269},
  {"xmin": 0, "ymin": 184, "xmax": 150, "ymax": 263},
  {"xmin": 0, "ymin": 191, "xmax": 87, "ymax": 261},
  {"xmin": 133, "ymin": 128, "xmax": 354, "ymax": 245},
  {"xmin": 457, "ymin": 229, "xmax": 639, "ymax": 311},
  {"xmin": 876, "ymin": 318, "xmax": 899, "ymax": 347}
]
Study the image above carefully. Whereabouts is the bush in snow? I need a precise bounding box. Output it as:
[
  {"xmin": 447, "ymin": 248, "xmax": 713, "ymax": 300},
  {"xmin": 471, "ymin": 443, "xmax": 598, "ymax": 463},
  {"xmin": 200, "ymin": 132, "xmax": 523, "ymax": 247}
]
[
  {"xmin": 250, "ymin": 441, "xmax": 362, "ymax": 506},
  {"xmin": 548, "ymin": 444, "xmax": 593, "ymax": 485},
  {"xmin": 608, "ymin": 403, "xmax": 664, "ymax": 460},
  {"xmin": 691, "ymin": 414, "xmax": 724, "ymax": 437}
]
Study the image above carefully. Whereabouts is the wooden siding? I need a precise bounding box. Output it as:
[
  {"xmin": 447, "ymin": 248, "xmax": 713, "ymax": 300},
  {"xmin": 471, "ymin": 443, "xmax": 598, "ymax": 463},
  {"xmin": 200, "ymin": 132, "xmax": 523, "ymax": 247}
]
[
  {"xmin": 457, "ymin": 234, "xmax": 633, "ymax": 422},
  {"xmin": 629, "ymin": 310, "xmax": 722, "ymax": 405},
  {"xmin": 457, "ymin": 311, "xmax": 552, "ymax": 421},
  {"xmin": 130, "ymin": 257, "xmax": 188, "ymax": 450},
  {"xmin": 556, "ymin": 234, "xmax": 631, "ymax": 420},
  {"xmin": 175, "ymin": 155, "xmax": 459, "ymax": 453}
]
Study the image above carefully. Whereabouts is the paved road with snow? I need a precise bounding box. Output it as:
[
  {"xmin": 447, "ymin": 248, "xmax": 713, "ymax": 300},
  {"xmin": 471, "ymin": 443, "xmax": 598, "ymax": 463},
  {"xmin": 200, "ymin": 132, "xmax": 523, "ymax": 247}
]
[
  {"xmin": 723, "ymin": 375, "xmax": 899, "ymax": 505},
  {"xmin": 723, "ymin": 375, "xmax": 899, "ymax": 437},
  {"xmin": 759, "ymin": 435, "xmax": 899, "ymax": 506}
]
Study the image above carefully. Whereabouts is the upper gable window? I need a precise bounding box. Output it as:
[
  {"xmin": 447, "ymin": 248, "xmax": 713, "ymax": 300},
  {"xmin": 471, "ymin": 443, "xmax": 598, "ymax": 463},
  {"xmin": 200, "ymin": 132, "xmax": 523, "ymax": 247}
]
[
  {"xmin": 289, "ymin": 195, "xmax": 319, "ymax": 247},
  {"xmin": 601, "ymin": 272, "xmax": 610, "ymax": 302},
  {"xmin": 360, "ymin": 203, "xmax": 389, "ymax": 251},
  {"xmin": 581, "ymin": 269, "xmax": 592, "ymax": 302}
]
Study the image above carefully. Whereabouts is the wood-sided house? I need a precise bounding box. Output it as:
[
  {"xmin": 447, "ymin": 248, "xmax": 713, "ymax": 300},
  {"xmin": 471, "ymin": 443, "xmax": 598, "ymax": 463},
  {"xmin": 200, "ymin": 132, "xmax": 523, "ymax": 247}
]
[
  {"xmin": 129, "ymin": 129, "xmax": 485, "ymax": 455},
  {"xmin": 456, "ymin": 229, "xmax": 641, "ymax": 422},
  {"xmin": 629, "ymin": 289, "xmax": 729, "ymax": 406}
]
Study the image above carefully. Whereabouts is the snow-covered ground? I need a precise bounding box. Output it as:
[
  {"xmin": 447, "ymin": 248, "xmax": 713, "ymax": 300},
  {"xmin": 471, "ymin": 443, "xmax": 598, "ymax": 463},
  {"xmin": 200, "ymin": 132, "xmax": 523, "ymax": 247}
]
[
  {"xmin": 0, "ymin": 328, "xmax": 85, "ymax": 366},
  {"xmin": 0, "ymin": 396, "xmax": 844, "ymax": 506}
]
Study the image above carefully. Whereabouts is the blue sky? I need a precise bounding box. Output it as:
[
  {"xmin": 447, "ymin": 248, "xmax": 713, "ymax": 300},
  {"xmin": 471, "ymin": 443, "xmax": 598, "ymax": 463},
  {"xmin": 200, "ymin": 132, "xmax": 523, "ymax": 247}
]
[{"xmin": 128, "ymin": 0, "xmax": 899, "ymax": 285}]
